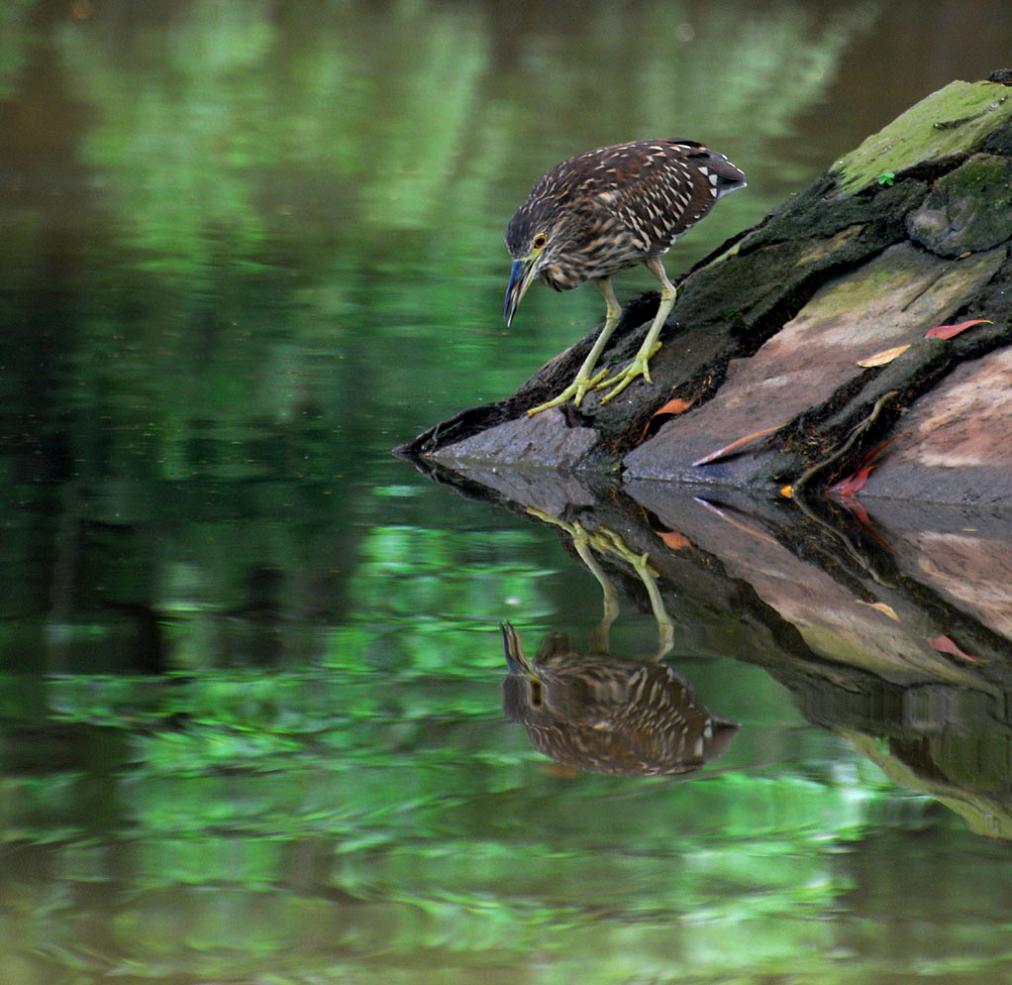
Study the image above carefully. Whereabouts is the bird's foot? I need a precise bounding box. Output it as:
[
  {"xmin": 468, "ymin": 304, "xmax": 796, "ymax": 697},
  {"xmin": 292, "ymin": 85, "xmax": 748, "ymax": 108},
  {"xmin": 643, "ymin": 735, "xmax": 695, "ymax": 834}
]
[
  {"xmin": 527, "ymin": 367, "xmax": 611, "ymax": 416},
  {"xmin": 596, "ymin": 342, "xmax": 662, "ymax": 405}
]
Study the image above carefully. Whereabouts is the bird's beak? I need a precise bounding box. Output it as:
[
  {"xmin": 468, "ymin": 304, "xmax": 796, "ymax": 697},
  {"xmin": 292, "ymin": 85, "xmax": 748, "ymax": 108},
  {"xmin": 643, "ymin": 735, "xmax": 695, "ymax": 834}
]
[
  {"xmin": 503, "ymin": 256, "xmax": 538, "ymax": 327},
  {"xmin": 500, "ymin": 621, "xmax": 534, "ymax": 674}
]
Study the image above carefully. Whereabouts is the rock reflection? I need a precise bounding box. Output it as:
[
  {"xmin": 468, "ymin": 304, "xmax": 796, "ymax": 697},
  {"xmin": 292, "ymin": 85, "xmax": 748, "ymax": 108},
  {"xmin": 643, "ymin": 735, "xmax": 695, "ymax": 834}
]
[{"xmin": 501, "ymin": 621, "xmax": 738, "ymax": 776}]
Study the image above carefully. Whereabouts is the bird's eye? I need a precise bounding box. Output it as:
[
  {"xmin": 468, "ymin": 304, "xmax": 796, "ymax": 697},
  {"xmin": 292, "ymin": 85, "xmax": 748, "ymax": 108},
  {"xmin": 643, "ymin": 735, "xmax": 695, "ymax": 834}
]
[{"xmin": 533, "ymin": 233, "xmax": 547, "ymax": 249}]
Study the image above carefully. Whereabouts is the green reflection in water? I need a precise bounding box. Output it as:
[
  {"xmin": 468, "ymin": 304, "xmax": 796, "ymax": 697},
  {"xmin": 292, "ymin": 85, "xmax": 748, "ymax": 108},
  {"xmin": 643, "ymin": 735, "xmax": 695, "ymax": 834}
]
[{"xmin": 3, "ymin": 0, "xmax": 1012, "ymax": 982}]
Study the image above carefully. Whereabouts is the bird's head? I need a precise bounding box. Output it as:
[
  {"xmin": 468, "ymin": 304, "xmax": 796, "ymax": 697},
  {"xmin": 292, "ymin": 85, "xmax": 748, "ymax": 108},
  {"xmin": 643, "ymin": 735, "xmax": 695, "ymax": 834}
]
[{"xmin": 503, "ymin": 222, "xmax": 553, "ymax": 326}]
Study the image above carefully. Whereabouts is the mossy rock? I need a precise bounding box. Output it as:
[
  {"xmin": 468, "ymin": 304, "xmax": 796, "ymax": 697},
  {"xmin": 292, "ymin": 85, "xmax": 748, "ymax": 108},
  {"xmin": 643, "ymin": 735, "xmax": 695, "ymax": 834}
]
[
  {"xmin": 832, "ymin": 79, "xmax": 1012, "ymax": 193},
  {"xmin": 907, "ymin": 153, "xmax": 1012, "ymax": 256}
]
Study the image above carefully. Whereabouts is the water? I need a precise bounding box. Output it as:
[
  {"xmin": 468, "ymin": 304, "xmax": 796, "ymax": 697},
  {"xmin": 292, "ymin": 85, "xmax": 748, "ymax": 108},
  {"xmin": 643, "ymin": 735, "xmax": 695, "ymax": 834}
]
[{"xmin": 2, "ymin": 1, "xmax": 1012, "ymax": 982}]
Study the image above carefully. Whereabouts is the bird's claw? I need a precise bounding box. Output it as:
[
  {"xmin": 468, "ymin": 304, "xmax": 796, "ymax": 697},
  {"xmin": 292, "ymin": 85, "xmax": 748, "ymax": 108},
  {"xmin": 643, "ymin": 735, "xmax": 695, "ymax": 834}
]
[
  {"xmin": 527, "ymin": 367, "xmax": 611, "ymax": 416},
  {"xmin": 596, "ymin": 342, "xmax": 663, "ymax": 404}
]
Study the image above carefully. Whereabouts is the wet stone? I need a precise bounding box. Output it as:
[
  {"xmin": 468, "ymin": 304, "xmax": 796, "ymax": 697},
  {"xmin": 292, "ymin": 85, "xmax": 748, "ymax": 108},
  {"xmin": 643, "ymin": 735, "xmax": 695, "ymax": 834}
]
[
  {"xmin": 863, "ymin": 346, "xmax": 1012, "ymax": 507},
  {"xmin": 432, "ymin": 407, "xmax": 599, "ymax": 470},
  {"xmin": 624, "ymin": 243, "xmax": 1005, "ymax": 482}
]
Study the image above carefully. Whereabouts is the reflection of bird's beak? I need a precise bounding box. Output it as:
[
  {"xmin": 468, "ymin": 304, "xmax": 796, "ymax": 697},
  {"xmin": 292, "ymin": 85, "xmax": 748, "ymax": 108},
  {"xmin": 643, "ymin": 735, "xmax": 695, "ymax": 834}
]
[
  {"xmin": 500, "ymin": 621, "xmax": 534, "ymax": 674},
  {"xmin": 503, "ymin": 257, "xmax": 538, "ymax": 327}
]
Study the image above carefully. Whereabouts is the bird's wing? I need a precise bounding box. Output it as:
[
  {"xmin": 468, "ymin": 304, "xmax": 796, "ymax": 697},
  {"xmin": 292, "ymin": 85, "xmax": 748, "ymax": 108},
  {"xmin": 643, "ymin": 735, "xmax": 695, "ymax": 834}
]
[{"xmin": 576, "ymin": 140, "xmax": 745, "ymax": 254}]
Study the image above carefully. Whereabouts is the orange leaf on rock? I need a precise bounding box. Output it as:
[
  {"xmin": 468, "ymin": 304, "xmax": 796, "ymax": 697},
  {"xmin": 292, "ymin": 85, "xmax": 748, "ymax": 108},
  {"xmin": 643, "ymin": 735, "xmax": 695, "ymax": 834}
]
[
  {"xmin": 858, "ymin": 601, "xmax": 900, "ymax": 622},
  {"xmin": 654, "ymin": 397, "xmax": 694, "ymax": 417},
  {"xmin": 657, "ymin": 528, "xmax": 691, "ymax": 551},
  {"xmin": 638, "ymin": 397, "xmax": 695, "ymax": 443},
  {"xmin": 857, "ymin": 344, "xmax": 912, "ymax": 368},
  {"xmin": 929, "ymin": 634, "xmax": 986, "ymax": 664},
  {"xmin": 692, "ymin": 423, "xmax": 782, "ymax": 467},
  {"xmin": 924, "ymin": 319, "xmax": 991, "ymax": 340}
]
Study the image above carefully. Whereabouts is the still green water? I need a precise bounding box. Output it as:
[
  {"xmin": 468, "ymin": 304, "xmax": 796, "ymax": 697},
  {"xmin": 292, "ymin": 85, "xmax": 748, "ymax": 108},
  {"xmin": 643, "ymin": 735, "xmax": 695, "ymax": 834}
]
[{"xmin": 2, "ymin": 1, "xmax": 1012, "ymax": 983}]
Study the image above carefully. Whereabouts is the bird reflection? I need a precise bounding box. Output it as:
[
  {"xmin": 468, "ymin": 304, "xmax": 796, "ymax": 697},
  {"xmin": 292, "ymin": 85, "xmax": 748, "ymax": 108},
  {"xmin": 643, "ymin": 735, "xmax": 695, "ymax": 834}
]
[{"xmin": 500, "ymin": 622, "xmax": 738, "ymax": 778}]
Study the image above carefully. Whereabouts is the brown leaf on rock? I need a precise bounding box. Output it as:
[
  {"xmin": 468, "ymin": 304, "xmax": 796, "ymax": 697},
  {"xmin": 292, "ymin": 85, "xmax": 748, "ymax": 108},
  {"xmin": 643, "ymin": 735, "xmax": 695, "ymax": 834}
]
[
  {"xmin": 929, "ymin": 634, "xmax": 986, "ymax": 664},
  {"xmin": 924, "ymin": 318, "xmax": 991, "ymax": 340},
  {"xmin": 692, "ymin": 423, "xmax": 782, "ymax": 467},
  {"xmin": 857, "ymin": 344, "xmax": 912, "ymax": 368}
]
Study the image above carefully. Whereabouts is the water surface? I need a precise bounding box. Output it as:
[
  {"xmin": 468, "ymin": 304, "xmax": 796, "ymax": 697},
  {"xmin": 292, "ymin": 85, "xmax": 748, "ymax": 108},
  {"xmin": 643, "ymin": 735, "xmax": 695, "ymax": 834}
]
[{"xmin": 2, "ymin": 2, "xmax": 1012, "ymax": 982}]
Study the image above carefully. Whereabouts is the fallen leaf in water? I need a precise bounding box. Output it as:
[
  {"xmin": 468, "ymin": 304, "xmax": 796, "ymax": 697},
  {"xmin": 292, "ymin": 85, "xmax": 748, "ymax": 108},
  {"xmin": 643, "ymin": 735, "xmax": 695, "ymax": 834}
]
[
  {"xmin": 857, "ymin": 344, "xmax": 912, "ymax": 368},
  {"xmin": 694, "ymin": 497, "xmax": 778, "ymax": 544},
  {"xmin": 929, "ymin": 634, "xmax": 986, "ymax": 664},
  {"xmin": 657, "ymin": 529, "xmax": 691, "ymax": 550},
  {"xmin": 638, "ymin": 397, "xmax": 695, "ymax": 443},
  {"xmin": 835, "ymin": 494, "xmax": 875, "ymax": 527},
  {"xmin": 543, "ymin": 763, "xmax": 580, "ymax": 778},
  {"xmin": 779, "ymin": 484, "xmax": 794, "ymax": 499},
  {"xmin": 692, "ymin": 423, "xmax": 782, "ymax": 467},
  {"xmin": 924, "ymin": 318, "xmax": 991, "ymax": 340},
  {"xmin": 830, "ymin": 465, "xmax": 875, "ymax": 496},
  {"xmin": 858, "ymin": 601, "xmax": 900, "ymax": 621},
  {"xmin": 829, "ymin": 437, "xmax": 896, "ymax": 500}
]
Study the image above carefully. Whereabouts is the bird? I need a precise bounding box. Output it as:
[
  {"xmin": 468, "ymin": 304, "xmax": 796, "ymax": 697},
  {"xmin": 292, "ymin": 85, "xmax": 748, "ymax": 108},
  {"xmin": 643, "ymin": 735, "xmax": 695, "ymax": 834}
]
[
  {"xmin": 500, "ymin": 622, "xmax": 738, "ymax": 777},
  {"xmin": 503, "ymin": 138, "xmax": 746, "ymax": 415}
]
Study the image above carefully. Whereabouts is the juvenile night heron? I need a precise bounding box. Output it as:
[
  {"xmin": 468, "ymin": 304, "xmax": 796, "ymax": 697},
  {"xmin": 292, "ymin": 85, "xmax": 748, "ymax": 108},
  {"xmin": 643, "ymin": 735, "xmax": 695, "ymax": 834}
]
[
  {"xmin": 504, "ymin": 138, "xmax": 746, "ymax": 414},
  {"xmin": 500, "ymin": 622, "xmax": 738, "ymax": 777}
]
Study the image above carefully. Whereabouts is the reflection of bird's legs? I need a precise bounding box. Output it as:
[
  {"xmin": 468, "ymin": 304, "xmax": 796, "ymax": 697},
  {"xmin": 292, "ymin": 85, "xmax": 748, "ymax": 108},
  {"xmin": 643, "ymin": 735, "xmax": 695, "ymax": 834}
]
[
  {"xmin": 590, "ymin": 529, "xmax": 675, "ymax": 662},
  {"xmin": 526, "ymin": 508, "xmax": 675, "ymax": 662},
  {"xmin": 527, "ymin": 278, "xmax": 621, "ymax": 416},
  {"xmin": 598, "ymin": 256, "xmax": 677, "ymax": 405},
  {"xmin": 526, "ymin": 509, "xmax": 620, "ymax": 652},
  {"xmin": 570, "ymin": 527, "xmax": 619, "ymax": 655}
]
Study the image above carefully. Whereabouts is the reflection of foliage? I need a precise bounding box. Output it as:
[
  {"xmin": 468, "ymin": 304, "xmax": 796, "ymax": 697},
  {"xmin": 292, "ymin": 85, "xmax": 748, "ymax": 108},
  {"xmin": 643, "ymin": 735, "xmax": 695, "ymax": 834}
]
[
  {"xmin": 0, "ymin": 0, "xmax": 34, "ymax": 98},
  {"xmin": 44, "ymin": 0, "xmax": 878, "ymax": 464},
  {"xmin": 0, "ymin": 667, "xmax": 966, "ymax": 985},
  {"xmin": 9, "ymin": 3, "xmax": 1012, "ymax": 983}
]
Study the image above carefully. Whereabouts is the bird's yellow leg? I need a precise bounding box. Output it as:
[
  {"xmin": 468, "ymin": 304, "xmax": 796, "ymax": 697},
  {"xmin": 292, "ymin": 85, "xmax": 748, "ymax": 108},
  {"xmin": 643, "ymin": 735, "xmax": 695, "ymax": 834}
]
[
  {"xmin": 597, "ymin": 257, "xmax": 677, "ymax": 405},
  {"xmin": 527, "ymin": 278, "xmax": 621, "ymax": 416}
]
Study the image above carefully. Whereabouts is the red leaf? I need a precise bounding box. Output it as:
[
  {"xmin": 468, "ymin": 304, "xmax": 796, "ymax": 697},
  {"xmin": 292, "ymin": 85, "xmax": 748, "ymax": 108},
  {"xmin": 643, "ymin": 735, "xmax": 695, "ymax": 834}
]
[
  {"xmin": 692, "ymin": 423, "xmax": 782, "ymax": 467},
  {"xmin": 830, "ymin": 465, "xmax": 875, "ymax": 497},
  {"xmin": 929, "ymin": 634, "xmax": 986, "ymax": 664},
  {"xmin": 835, "ymin": 494, "xmax": 875, "ymax": 525},
  {"xmin": 828, "ymin": 437, "xmax": 896, "ymax": 500},
  {"xmin": 924, "ymin": 319, "xmax": 991, "ymax": 340}
]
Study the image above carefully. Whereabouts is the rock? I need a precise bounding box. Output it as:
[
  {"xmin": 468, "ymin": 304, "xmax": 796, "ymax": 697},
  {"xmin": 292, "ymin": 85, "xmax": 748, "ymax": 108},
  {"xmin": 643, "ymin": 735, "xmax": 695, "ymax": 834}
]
[{"xmin": 399, "ymin": 72, "xmax": 1012, "ymax": 506}]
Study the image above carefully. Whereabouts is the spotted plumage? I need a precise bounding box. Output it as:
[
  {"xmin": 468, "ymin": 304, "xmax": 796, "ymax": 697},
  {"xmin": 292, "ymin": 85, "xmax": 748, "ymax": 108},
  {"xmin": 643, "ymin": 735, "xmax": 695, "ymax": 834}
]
[
  {"xmin": 504, "ymin": 138, "xmax": 745, "ymax": 413},
  {"xmin": 501, "ymin": 623, "xmax": 738, "ymax": 777},
  {"xmin": 507, "ymin": 139, "xmax": 744, "ymax": 289}
]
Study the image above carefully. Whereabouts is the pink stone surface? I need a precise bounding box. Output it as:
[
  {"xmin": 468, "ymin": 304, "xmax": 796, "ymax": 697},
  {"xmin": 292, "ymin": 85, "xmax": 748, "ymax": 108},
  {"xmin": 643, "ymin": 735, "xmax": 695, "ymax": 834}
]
[{"xmin": 625, "ymin": 243, "xmax": 1005, "ymax": 481}]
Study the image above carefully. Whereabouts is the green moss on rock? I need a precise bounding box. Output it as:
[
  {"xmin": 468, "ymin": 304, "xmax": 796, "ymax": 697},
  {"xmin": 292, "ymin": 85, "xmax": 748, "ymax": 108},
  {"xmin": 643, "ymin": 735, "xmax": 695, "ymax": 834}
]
[
  {"xmin": 832, "ymin": 80, "xmax": 1012, "ymax": 193},
  {"xmin": 908, "ymin": 154, "xmax": 1012, "ymax": 256}
]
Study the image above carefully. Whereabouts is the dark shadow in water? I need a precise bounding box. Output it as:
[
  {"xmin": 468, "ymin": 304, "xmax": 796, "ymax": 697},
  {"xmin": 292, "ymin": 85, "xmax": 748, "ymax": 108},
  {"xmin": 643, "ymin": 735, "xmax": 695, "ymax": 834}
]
[{"xmin": 411, "ymin": 455, "xmax": 1012, "ymax": 837}]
